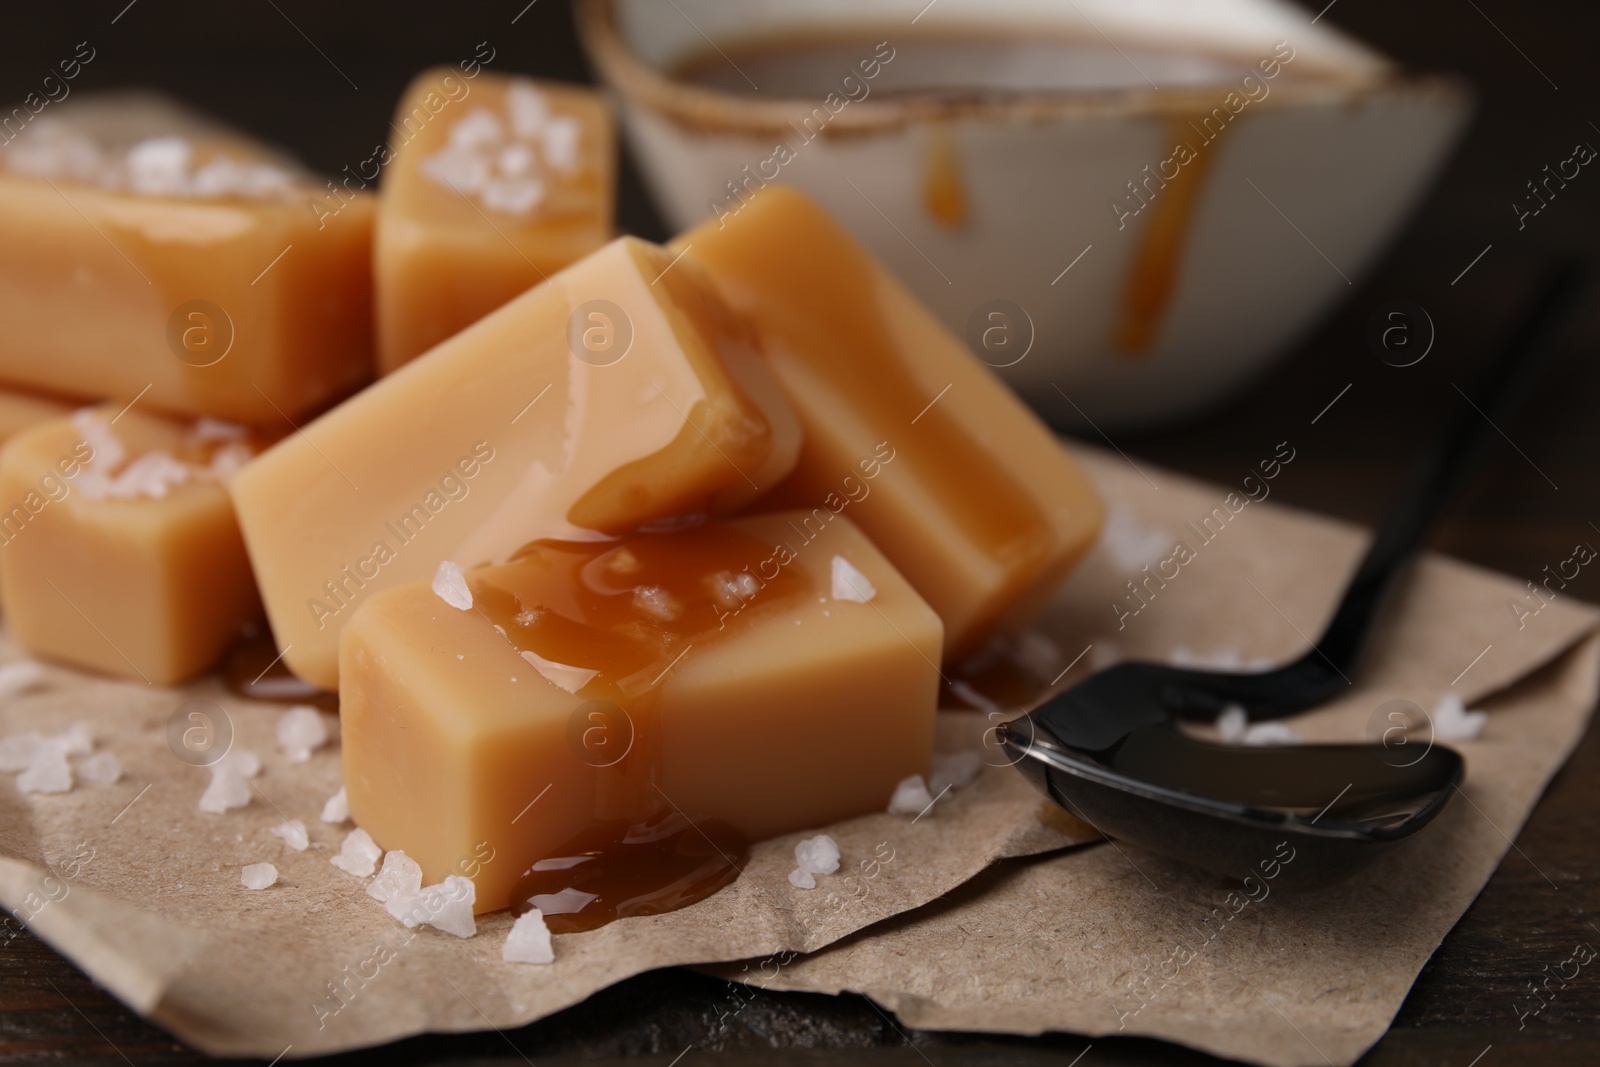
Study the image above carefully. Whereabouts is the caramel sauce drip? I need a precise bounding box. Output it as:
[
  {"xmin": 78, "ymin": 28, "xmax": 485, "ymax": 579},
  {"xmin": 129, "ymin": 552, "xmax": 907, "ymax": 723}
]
[
  {"xmin": 1113, "ymin": 114, "xmax": 1222, "ymax": 356},
  {"xmin": 474, "ymin": 526, "xmax": 812, "ymax": 928},
  {"xmin": 923, "ymin": 125, "xmax": 967, "ymax": 229}
]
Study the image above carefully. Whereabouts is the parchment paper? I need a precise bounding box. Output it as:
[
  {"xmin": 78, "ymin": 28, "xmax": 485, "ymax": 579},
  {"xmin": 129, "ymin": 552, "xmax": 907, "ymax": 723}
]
[
  {"xmin": 1, "ymin": 449, "xmax": 1595, "ymax": 1061},
  {"xmin": 713, "ymin": 452, "xmax": 1600, "ymax": 1067}
]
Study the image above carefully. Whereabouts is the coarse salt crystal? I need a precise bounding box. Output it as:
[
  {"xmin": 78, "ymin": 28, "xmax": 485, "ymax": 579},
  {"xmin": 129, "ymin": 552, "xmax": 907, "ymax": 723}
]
[
  {"xmin": 505, "ymin": 81, "xmax": 550, "ymax": 138},
  {"xmin": 1100, "ymin": 504, "xmax": 1173, "ymax": 571},
  {"xmin": 213, "ymin": 748, "xmax": 261, "ymax": 779},
  {"xmin": 18, "ymin": 746, "xmax": 72, "ymax": 794},
  {"xmin": 480, "ymin": 175, "xmax": 544, "ymax": 215},
  {"xmin": 191, "ymin": 416, "xmax": 248, "ymax": 442},
  {"xmin": 432, "ymin": 560, "xmax": 473, "ymax": 611},
  {"xmin": 831, "ymin": 556, "xmax": 876, "ymax": 603},
  {"xmin": 930, "ymin": 750, "xmax": 984, "ymax": 795},
  {"xmin": 788, "ymin": 833, "xmax": 841, "ymax": 889},
  {"xmin": 199, "ymin": 769, "xmax": 251, "ymax": 813},
  {"xmin": 270, "ymin": 819, "xmax": 310, "ymax": 851},
  {"xmin": 71, "ymin": 408, "xmax": 126, "ymax": 473},
  {"xmin": 0, "ymin": 660, "xmax": 45, "ymax": 698},
  {"xmin": 503, "ymin": 908, "xmax": 556, "ymax": 964},
  {"xmin": 277, "ymin": 705, "xmax": 330, "ymax": 763},
  {"xmin": 321, "ymin": 786, "xmax": 349, "ymax": 824},
  {"xmin": 330, "ymin": 828, "xmax": 382, "ymax": 877},
  {"xmin": 449, "ymin": 108, "xmax": 505, "ymax": 150},
  {"xmin": 77, "ymin": 752, "xmax": 122, "ymax": 785},
  {"xmin": 366, "ymin": 850, "xmax": 423, "ymax": 903},
  {"xmin": 1243, "ymin": 721, "xmax": 1300, "ymax": 746},
  {"xmin": 1215, "ymin": 704, "xmax": 1248, "ymax": 743},
  {"xmin": 240, "ymin": 862, "xmax": 278, "ymax": 890},
  {"xmin": 632, "ymin": 585, "xmax": 681, "ymax": 621},
  {"xmin": 887, "ymin": 774, "xmax": 935, "ymax": 816},
  {"xmin": 1433, "ymin": 693, "xmax": 1488, "ymax": 741},
  {"xmin": 388, "ymin": 874, "xmax": 476, "ymax": 938}
]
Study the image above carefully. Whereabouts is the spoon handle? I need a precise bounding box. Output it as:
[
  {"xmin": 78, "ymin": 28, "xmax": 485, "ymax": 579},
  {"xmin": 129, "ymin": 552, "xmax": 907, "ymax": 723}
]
[{"xmin": 1312, "ymin": 262, "xmax": 1589, "ymax": 680}]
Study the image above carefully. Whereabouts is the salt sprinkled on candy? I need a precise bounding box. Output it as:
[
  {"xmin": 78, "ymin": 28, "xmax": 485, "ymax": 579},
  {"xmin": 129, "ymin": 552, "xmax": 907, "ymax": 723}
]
[
  {"xmin": 191, "ymin": 417, "xmax": 248, "ymax": 443},
  {"xmin": 929, "ymin": 750, "xmax": 984, "ymax": 795},
  {"xmin": 330, "ymin": 828, "xmax": 382, "ymax": 877},
  {"xmin": 270, "ymin": 819, "xmax": 309, "ymax": 851},
  {"xmin": 78, "ymin": 752, "xmax": 122, "ymax": 785},
  {"xmin": 366, "ymin": 850, "xmax": 422, "ymax": 903},
  {"xmin": 503, "ymin": 908, "xmax": 555, "ymax": 964},
  {"xmin": 831, "ymin": 556, "xmax": 876, "ymax": 604},
  {"xmin": 321, "ymin": 786, "xmax": 349, "ymax": 824},
  {"xmin": 506, "ymin": 80, "xmax": 550, "ymax": 139},
  {"xmin": 214, "ymin": 748, "xmax": 261, "ymax": 779},
  {"xmin": 388, "ymin": 874, "xmax": 476, "ymax": 938},
  {"xmin": 277, "ymin": 705, "xmax": 330, "ymax": 763},
  {"xmin": 241, "ymin": 863, "xmax": 278, "ymax": 890},
  {"xmin": 887, "ymin": 774, "xmax": 935, "ymax": 816},
  {"xmin": 632, "ymin": 585, "xmax": 681, "ymax": 621},
  {"xmin": 432, "ymin": 560, "xmax": 473, "ymax": 611},
  {"xmin": 18, "ymin": 746, "xmax": 72, "ymax": 794},
  {"xmin": 450, "ymin": 108, "xmax": 504, "ymax": 150},
  {"xmin": 788, "ymin": 834, "xmax": 841, "ymax": 890},
  {"xmin": 1432, "ymin": 692, "xmax": 1488, "ymax": 741},
  {"xmin": 0, "ymin": 660, "xmax": 45, "ymax": 699},
  {"xmin": 71, "ymin": 408, "xmax": 126, "ymax": 472},
  {"xmin": 205, "ymin": 442, "xmax": 254, "ymax": 482}
]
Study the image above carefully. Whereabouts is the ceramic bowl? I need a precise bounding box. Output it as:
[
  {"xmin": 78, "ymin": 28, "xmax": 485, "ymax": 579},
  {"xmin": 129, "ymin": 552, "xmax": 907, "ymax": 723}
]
[{"xmin": 578, "ymin": 0, "xmax": 1470, "ymax": 429}]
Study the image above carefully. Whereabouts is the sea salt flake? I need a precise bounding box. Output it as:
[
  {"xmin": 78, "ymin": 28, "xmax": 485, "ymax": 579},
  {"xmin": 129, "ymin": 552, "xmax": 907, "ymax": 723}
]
[
  {"xmin": 789, "ymin": 833, "xmax": 841, "ymax": 888},
  {"xmin": 241, "ymin": 862, "xmax": 277, "ymax": 890},
  {"xmin": 449, "ymin": 108, "xmax": 505, "ymax": 150},
  {"xmin": 78, "ymin": 752, "xmax": 121, "ymax": 784},
  {"xmin": 887, "ymin": 774, "xmax": 935, "ymax": 816},
  {"xmin": 709, "ymin": 570, "xmax": 759, "ymax": 609},
  {"xmin": 503, "ymin": 908, "xmax": 555, "ymax": 964},
  {"xmin": 389, "ymin": 874, "xmax": 476, "ymax": 938},
  {"xmin": 214, "ymin": 748, "xmax": 261, "ymax": 779},
  {"xmin": 432, "ymin": 560, "xmax": 473, "ymax": 610},
  {"xmin": 72, "ymin": 408, "xmax": 126, "ymax": 473},
  {"xmin": 321, "ymin": 786, "xmax": 349, "ymax": 824},
  {"xmin": 480, "ymin": 175, "xmax": 544, "ymax": 214},
  {"xmin": 1243, "ymin": 721, "xmax": 1301, "ymax": 746},
  {"xmin": 270, "ymin": 819, "xmax": 309, "ymax": 851},
  {"xmin": 0, "ymin": 660, "xmax": 45, "ymax": 698},
  {"xmin": 1433, "ymin": 692, "xmax": 1488, "ymax": 741},
  {"xmin": 831, "ymin": 556, "xmax": 876, "ymax": 603},
  {"xmin": 330, "ymin": 828, "xmax": 382, "ymax": 877},
  {"xmin": 366, "ymin": 850, "xmax": 423, "ymax": 902},
  {"xmin": 1216, "ymin": 704, "xmax": 1248, "ymax": 743},
  {"xmin": 520, "ymin": 649, "xmax": 598, "ymax": 694},
  {"xmin": 420, "ymin": 146, "xmax": 490, "ymax": 193},
  {"xmin": 277, "ymin": 705, "xmax": 330, "ymax": 763},
  {"xmin": 1101, "ymin": 504, "xmax": 1173, "ymax": 571},
  {"xmin": 199, "ymin": 769, "xmax": 251, "ymax": 813},
  {"xmin": 930, "ymin": 750, "xmax": 984, "ymax": 794},
  {"xmin": 505, "ymin": 81, "xmax": 550, "ymax": 138},
  {"xmin": 18, "ymin": 747, "xmax": 72, "ymax": 794}
]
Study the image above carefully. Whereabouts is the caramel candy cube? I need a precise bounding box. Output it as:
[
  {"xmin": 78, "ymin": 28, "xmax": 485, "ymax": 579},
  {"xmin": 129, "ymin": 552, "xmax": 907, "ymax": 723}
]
[
  {"xmin": 0, "ymin": 408, "xmax": 263, "ymax": 685},
  {"xmin": 375, "ymin": 70, "xmax": 614, "ymax": 373},
  {"xmin": 340, "ymin": 511, "xmax": 941, "ymax": 914},
  {"xmin": 677, "ymin": 188, "xmax": 1104, "ymax": 659},
  {"xmin": 0, "ymin": 96, "xmax": 373, "ymax": 423},
  {"xmin": 231, "ymin": 236, "xmax": 800, "ymax": 689}
]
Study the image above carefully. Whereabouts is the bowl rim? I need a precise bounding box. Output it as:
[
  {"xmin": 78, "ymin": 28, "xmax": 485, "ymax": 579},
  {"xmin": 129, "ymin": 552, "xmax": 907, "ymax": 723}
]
[{"xmin": 575, "ymin": 0, "xmax": 1468, "ymax": 139}]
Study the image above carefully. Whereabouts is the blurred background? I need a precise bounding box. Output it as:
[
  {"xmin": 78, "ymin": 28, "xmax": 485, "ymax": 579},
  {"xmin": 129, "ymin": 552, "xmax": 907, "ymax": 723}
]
[{"xmin": 3, "ymin": 1, "xmax": 1599, "ymax": 1062}]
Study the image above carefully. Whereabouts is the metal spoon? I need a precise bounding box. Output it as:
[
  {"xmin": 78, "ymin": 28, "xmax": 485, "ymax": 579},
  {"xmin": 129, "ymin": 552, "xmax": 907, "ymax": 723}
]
[{"xmin": 999, "ymin": 263, "xmax": 1588, "ymax": 889}]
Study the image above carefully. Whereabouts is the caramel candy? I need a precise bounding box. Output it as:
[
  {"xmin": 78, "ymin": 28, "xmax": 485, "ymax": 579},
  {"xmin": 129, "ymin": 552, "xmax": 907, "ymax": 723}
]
[
  {"xmin": 0, "ymin": 387, "xmax": 74, "ymax": 449},
  {"xmin": 676, "ymin": 188, "xmax": 1103, "ymax": 659},
  {"xmin": 231, "ymin": 236, "xmax": 800, "ymax": 689},
  {"xmin": 375, "ymin": 70, "xmax": 614, "ymax": 373},
  {"xmin": 0, "ymin": 96, "xmax": 373, "ymax": 423},
  {"xmin": 339, "ymin": 511, "xmax": 941, "ymax": 915},
  {"xmin": 0, "ymin": 407, "xmax": 262, "ymax": 685}
]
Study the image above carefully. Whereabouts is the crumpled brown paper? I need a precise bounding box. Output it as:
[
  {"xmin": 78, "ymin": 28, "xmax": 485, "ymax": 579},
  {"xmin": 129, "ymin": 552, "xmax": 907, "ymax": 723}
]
[
  {"xmin": 1, "ymin": 448, "xmax": 1595, "ymax": 1062},
  {"xmin": 710, "ymin": 452, "xmax": 1600, "ymax": 1067}
]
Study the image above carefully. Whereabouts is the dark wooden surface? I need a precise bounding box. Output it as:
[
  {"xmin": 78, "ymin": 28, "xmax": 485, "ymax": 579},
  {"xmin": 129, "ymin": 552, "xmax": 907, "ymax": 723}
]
[{"xmin": 3, "ymin": 1, "xmax": 1600, "ymax": 1063}]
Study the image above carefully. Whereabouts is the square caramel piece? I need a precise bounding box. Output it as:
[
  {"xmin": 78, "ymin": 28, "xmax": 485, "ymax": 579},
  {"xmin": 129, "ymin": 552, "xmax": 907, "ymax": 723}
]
[
  {"xmin": 0, "ymin": 93, "xmax": 374, "ymax": 424},
  {"xmin": 677, "ymin": 188, "xmax": 1104, "ymax": 660},
  {"xmin": 340, "ymin": 511, "xmax": 942, "ymax": 916},
  {"xmin": 0, "ymin": 407, "xmax": 264, "ymax": 685},
  {"xmin": 375, "ymin": 70, "xmax": 614, "ymax": 373},
  {"xmin": 231, "ymin": 236, "xmax": 800, "ymax": 690}
]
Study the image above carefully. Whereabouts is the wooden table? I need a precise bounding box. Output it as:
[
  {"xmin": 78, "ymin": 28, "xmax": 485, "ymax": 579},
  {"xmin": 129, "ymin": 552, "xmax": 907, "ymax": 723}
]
[{"xmin": 3, "ymin": 1, "xmax": 1598, "ymax": 1062}]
